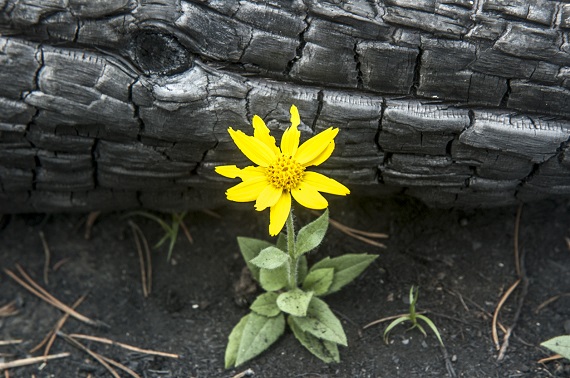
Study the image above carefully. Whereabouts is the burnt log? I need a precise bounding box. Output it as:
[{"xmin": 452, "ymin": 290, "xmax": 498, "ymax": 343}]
[{"xmin": 0, "ymin": 0, "xmax": 569, "ymax": 212}]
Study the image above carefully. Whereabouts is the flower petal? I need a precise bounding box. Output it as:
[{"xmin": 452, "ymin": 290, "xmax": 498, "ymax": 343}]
[
  {"xmin": 303, "ymin": 171, "xmax": 350, "ymax": 195},
  {"xmin": 226, "ymin": 177, "xmax": 268, "ymax": 202},
  {"xmin": 253, "ymin": 115, "xmax": 280, "ymax": 155},
  {"xmin": 228, "ymin": 127, "xmax": 277, "ymax": 167},
  {"xmin": 280, "ymin": 107, "xmax": 301, "ymax": 156},
  {"xmin": 296, "ymin": 127, "xmax": 339, "ymax": 166},
  {"xmin": 303, "ymin": 140, "xmax": 335, "ymax": 167},
  {"xmin": 255, "ymin": 184, "xmax": 283, "ymax": 211},
  {"xmin": 215, "ymin": 165, "xmax": 241, "ymax": 179},
  {"xmin": 215, "ymin": 165, "xmax": 266, "ymax": 180},
  {"xmin": 291, "ymin": 182, "xmax": 328, "ymax": 209},
  {"xmin": 240, "ymin": 166, "xmax": 267, "ymax": 179},
  {"xmin": 290, "ymin": 104, "xmax": 300, "ymax": 128},
  {"xmin": 269, "ymin": 191, "xmax": 291, "ymax": 236}
]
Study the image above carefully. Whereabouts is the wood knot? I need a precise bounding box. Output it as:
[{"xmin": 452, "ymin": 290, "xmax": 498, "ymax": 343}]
[{"xmin": 131, "ymin": 30, "xmax": 191, "ymax": 75}]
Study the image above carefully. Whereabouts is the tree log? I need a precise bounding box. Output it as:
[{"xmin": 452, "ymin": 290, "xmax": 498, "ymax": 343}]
[{"xmin": 0, "ymin": 0, "xmax": 569, "ymax": 212}]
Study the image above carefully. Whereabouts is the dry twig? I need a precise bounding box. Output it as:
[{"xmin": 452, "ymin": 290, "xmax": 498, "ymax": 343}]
[
  {"xmin": 179, "ymin": 219, "xmax": 194, "ymax": 244},
  {"xmin": 538, "ymin": 354, "xmax": 563, "ymax": 364},
  {"xmin": 129, "ymin": 221, "xmax": 152, "ymax": 297},
  {"xmin": 362, "ymin": 311, "xmax": 427, "ymax": 330},
  {"xmin": 58, "ymin": 332, "xmax": 121, "ymax": 378},
  {"xmin": 84, "ymin": 211, "xmax": 101, "ymax": 240},
  {"xmin": 231, "ymin": 368, "xmax": 254, "ymax": 378},
  {"xmin": 4, "ymin": 266, "xmax": 103, "ymax": 327},
  {"xmin": 29, "ymin": 295, "xmax": 87, "ymax": 355},
  {"xmin": 492, "ymin": 203, "xmax": 530, "ymax": 361},
  {"xmin": 0, "ymin": 353, "xmax": 69, "ymax": 370},
  {"xmin": 69, "ymin": 334, "xmax": 179, "ymax": 358},
  {"xmin": 535, "ymin": 293, "xmax": 570, "ymax": 314},
  {"xmin": 39, "ymin": 231, "xmax": 51, "ymax": 285},
  {"xmin": 312, "ymin": 211, "xmax": 388, "ymax": 248},
  {"xmin": 492, "ymin": 279, "xmax": 521, "ymax": 349},
  {"xmin": 0, "ymin": 302, "xmax": 18, "ymax": 318},
  {"xmin": 0, "ymin": 340, "xmax": 22, "ymax": 346}
]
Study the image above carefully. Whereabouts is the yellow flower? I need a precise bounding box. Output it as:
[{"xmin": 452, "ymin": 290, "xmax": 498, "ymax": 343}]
[{"xmin": 215, "ymin": 105, "xmax": 350, "ymax": 236}]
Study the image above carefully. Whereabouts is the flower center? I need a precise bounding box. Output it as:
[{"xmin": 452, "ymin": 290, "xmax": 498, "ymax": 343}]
[{"xmin": 266, "ymin": 154, "xmax": 305, "ymax": 190}]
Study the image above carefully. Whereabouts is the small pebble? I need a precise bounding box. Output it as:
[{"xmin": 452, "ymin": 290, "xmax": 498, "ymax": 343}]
[
  {"xmin": 402, "ymin": 338, "xmax": 409, "ymax": 345},
  {"xmin": 452, "ymin": 355, "xmax": 458, "ymax": 362}
]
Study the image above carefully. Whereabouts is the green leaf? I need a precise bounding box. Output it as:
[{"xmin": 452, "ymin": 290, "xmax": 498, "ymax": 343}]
[
  {"xmin": 417, "ymin": 314, "xmax": 444, "ymax": 346},
  {"xmin": 383, "ymin": 316, "xmax": 411, "ymax": 344},
  {"xmin": 277, "ymin": 289, "xmax": 313, "ymax": 317},
  {"xmin": 302, "ymin": 268, "xmax": 334, "ymax": 296},
  {"xmin": 311, "ymin": 254, "xmax": 378, "ymax": 294},
  {"xmin": 292, "ymin": 297, "xmax": 347, "ymax": 346},
  {"xmin": 295, "ymin": 209, "xmax": 329, "ymax": 258},
  {"xmin": 288, "ymin": 316, "xmax": 340, "ymax": 363},
  {"xmin": 250, "ymin": 246, "xmax": 289, "ymax": 270},
  {"xmin": 298, "ymin": 255, "xmax": 308, "ymax": 283},
  {"xmin": 250, "ymin": 292, "xmax": 280, "ymax": 317},
  {"xmin": 225, "ymin": 314, "xmax": 249, "ymax": 369},
  {"xmin": 237, "ymin": 237, "xmax": 274, "ymax": 281},
  {"xmin": 276, "ymin": 233, "xmax": 287, "ymax": 251},
  {"xmin": 541, "ymin": 335, "xmax": 570, "ymax": 360},
  {"xmin": 259, "ymin": 266, "xmax": 288, "ymax": 292},
  {"xmin": 235, "ymin": 312, "xmax": 285, "ymax": 367}
]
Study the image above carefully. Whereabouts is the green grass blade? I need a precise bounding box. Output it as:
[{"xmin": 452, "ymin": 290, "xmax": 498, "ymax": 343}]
[
  {"xmin": 127, "ymin": 211, "xmax": 172, "ymax": 233},
  {"xmin": 414, "ymin": 322, "xmax": 427, "ymax": 337},
  {"xmin": 417, "ymin": 314, "xmax": 444, "ymax": 346},
  {"xmin": 383, "ymin": 316, "xmax": 411, "ymax": 344}
]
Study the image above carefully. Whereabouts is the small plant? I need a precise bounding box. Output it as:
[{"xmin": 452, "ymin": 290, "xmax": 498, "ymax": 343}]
[
  {"xmin": 126, "ymin": 211, "xmax": 191, "ymax": 262},
  {"xmin": 384, "ymin": 286, "xmax": 444, "ymax": 346},
  {"xmin": 216, "ymin": 105, "xmax": 378, "ymax": 367}
]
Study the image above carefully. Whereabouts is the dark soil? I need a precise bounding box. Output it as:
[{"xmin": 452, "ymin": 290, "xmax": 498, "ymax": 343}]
[{"xmin": 1, "ymin": 196, "xmax": 569, "ymax": 377}]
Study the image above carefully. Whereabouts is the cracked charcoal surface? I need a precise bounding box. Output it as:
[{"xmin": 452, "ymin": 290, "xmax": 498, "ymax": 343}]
[{"xmin": 1, "ymin": 0, "xmax": 570, "ymax": 212}]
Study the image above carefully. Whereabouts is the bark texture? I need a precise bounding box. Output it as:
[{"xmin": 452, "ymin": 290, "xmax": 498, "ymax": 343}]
[{"xmin": 0, "ymin": 0, "xmax": 569, "ymax": 212}]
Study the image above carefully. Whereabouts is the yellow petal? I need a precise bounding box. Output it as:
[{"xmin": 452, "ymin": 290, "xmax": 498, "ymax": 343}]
[
  {"xmin": 215, "ymin": 165, "xmax": 266, "ymax": 180},
  {"xmin": 291, "ymin": 182, "xmax": 328, "ymax": 209},
  {"xmin": 226, "ymin": 177, "xmax": 268, "ymax": 202},
  {"xmin": 269, "ymin": 191, "xmax": 291, "ymax": 236},
  {"xmin": 253, "ymin": 115, "xmax": 280, "ymax": 155},
  {"xmin": 240, "ymin": 166, "xmax": 267, "ymax": 179},
  {"xmin": 280, "ymin": 107, "xmax": 301, "ymax": 156},
  {"xmin": 303, "ymin": 140, "xmax": 335, "ymax": 167},
  {"xmin": 290, "ymin": 104, "xmax": 300, "ymax": 128},
  {"xmin": 228, "ymin": 127, "xmax": 276, "ymax": 167},
  {"xmin": 215, "ymin": 165, "xmax": 241, "ymax": 178},
  {"xmin": 255, "ymin": 184, "xmax": 283, "ymax": 211},
  {"xmin": 303, "ymin": 171, "xmax": 350, "ymax": 195},
  {"xmin": 296, "ymin": 127, "xmax": 339, "ymax": 166}
]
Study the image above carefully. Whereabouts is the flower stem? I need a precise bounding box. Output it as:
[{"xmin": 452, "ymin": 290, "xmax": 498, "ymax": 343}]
[{"xmin": 286, "ymin": 210, "xmax": 297, "ymax": 289}]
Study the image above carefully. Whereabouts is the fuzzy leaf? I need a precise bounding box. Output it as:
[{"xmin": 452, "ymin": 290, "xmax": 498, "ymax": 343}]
[
  {"xmin": 302, "ymin": 268, "xmax": 334, "ymax": 296},
  {"xmin": 250, "ymin": 292, "xmax": 280, "ymax": 317},
  {"xmin": 541, "ymin": 335, "xmax": 570, "ymax": 360},
  {"xmin": 276, "ymin": 233, "xmax": 287, "ymax": 251},
  {"xmin": 277, "ymin": 289, "xmax": 313, "ymax": 317},
  {"xmin": 288, "ymin": 316, "xmax": 340, "ymax": 363},
  {"xmin": 237, "ymin": 237, "xmax": 274, "ymax": 281},
  {"xmin": 259, "ymin": 266, "xmax": 288, "ymax": 292},
  {"xmin": 292, "ymin": 297, "xmax": 347, "ymax": 346},
  {"xmin": 235, "ymin": 312, "xmax": 285, "ymax": 367},
  {"xmin": 311, "ymin": 254, "xmax": 378, "ymax": 294},
  {"xmin": 225, "ymin": 314, "xmax": 249, "ymax": 368},
  {"xmin": 250, "ymin": 246, "xmax": 289, "ymax": 270},
  {"xmin": 298, "ymin": 255, "xmax": 308, "ymax": 283},
  {"xmin": 295, "ymin": 209, "xmax": 329, "ymax": 258}
]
